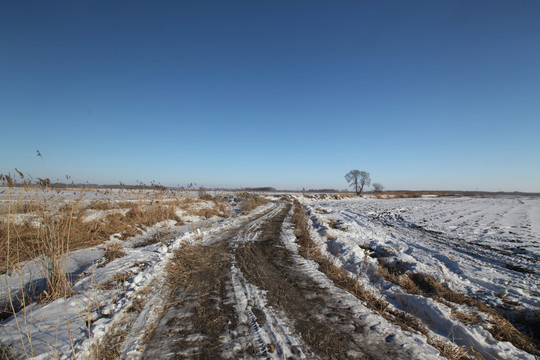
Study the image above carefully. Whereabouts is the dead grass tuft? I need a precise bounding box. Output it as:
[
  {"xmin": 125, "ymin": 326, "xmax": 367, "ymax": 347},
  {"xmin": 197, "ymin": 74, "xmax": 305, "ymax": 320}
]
[
  {"xmin": 189, "ymin": 197, "xmax": 230, "ymax": 219},
  {"xmin": 408, "ymin": 272, "xmax": 445, "ymax": 295},
  {"xmin": 87, "ymin": 200, "xmax": 146, "ymax": 211},
  {"xmin": 198, "ymin": 187, "xmax": 213, "ymax": 200},
  {"xmin": 0, "ymin": 345, "xmax": 11, "ymax": 360},
  {"xmin": 124, "ymin": 204, "xmax": 183, "ymax": 229},
  {"xmin": 421, "ymin": 275, "xmax": 537, "ymax": 354},
  {"xmin": 92, "ymin": 328, "xmax": 129, "ymax": 360},
  {"xmin": 4, "ymin": 202, "xmax": 45, "ymax": 215},
  {"xmin": 239, "ymin": 193, "xmax": 268, "ymax": 214},
  {"xmin": 327, "ymin": 219, "xmax": 340, "ymax": 230},
  {"xmin": 193, "ymin": 207, "xmax": 222, "ymax": 219},
  {"xmin": 143, "ymin": 322, "xmax": 158, "ymax": 344},
  {"xmin": 452, "ymin": 309, "xmax": 482, "ymax": 326},
  {"xmin": 376, "ymin": 263, "xmax": 402, "ymax": 285},
  {"xmin": 428, "ymin": 337, "xmax": 476, "ymax": 360},
  {"xmin": 126, "ymin": 296, "xmax": 146, "ymax": 313},
  {"xmin": 99, "ymin": 242, "xmax": 126, "ymax": 268},
  {"xmin": 98, "ymin": 272, "xmax": 131, "ymax": 290}
]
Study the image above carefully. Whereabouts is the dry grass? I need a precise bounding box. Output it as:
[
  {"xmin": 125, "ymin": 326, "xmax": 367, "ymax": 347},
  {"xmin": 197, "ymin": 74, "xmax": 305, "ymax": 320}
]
[
  {"xmin": 99, "ymin": 242, "xmax": 126, "ymax": 268},
  {"xmin": 408, "ymin": 273, "xmax": 538, "ymax": 354},
  {"xmin": 166, "ymin": 242, "xmax": 230, "ymax": 292},
  {"xmin": 375, "ymin": 265, "xmax": 539, "ymax": 355},
  {"xmin": 339, "ymin": 193, "xmax": 357, "ymax": 198},
  {"xmin": 126, "ymin": 295, "xmax": 146, "ymax": 314},
  {"xmin": 428, "ymin": 338, "xmax": 476, "ymax": 360},
  {"xmin": 386, "ymin": 191, "xmax": 421, "ymax": 198},
  {"xmin": 239, "ymin": 193, "xmax": 268, "ymax": 214},
  {"xmin": 84, "ymin": 200, "xmax": 139, "ymax": 211},
  {"xmin": 98, "ymin": 272, "xmax": 131, "ymax": 290},
  {"xmin": 194, "ymin": 208, "xmax": 219, "ymax": 219},
  {"xmin": 452, "ymin": 309, "xmax": 482, "ymax": 326},
  {"xmin": 123, "ymin": 203, "xmax": 182, "ymax": 229},
  {"xmin": 1, "ymin": 186, "xmax": 229, "ymax": 357},
  {"xmin": 1, "ymin": 201, "xmax": 184, "ymax": 274},
  {"xmin": 91, "ymin": 327, "xmax": 129, "ymax": 359},
  {"xmin": 91, "ymin": 282, "xmax": 152, "ymax": 358},
  {"xmin": 142, "ymin": 322, "xmax": 158, "ymax": 344},
  {"xmin": 0, "ymin": 188, "xmax": 194, "ymax": 313},
  {"xmin": 197, "ymin": 198, "xmax": 230, "ymax": 218},
  {"xmin": 0, "ymin": 202, "xmax": 44, "ymax": 215},
  {"xmin": 0, "ymin": 345, "xmax": 11, "ymax": 360}
]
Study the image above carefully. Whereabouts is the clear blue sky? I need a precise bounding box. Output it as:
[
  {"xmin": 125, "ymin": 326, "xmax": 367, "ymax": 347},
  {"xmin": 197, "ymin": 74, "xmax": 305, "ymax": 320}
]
[{"xmin": 1, "ymin": 1, "xmax": 539, "ymax": 191}]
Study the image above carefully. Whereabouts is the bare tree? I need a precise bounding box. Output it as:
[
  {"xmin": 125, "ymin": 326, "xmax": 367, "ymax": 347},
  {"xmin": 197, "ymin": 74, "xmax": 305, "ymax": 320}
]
[
  {"xmin": 372, "ymin": 182, "xmax": 384, "ymax": 193},
  {"xmin": 345, "ymin": 170, "xmax": 371, "ymax": 195}
]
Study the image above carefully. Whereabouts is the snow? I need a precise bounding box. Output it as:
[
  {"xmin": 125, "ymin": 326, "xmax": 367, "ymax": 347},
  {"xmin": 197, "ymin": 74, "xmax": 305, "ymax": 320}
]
[
  {"xmin": 299, "ymin": 195, "xmax": 539, "ymax": 360},
  {"xmin": 1, "ymin": 192, "xmax": 538, "ymax": 359}
]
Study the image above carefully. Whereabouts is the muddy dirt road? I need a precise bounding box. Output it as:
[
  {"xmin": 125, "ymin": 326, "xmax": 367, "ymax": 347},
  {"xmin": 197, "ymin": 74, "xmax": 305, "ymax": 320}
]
[{"xmin": 143, "ymin": 202, "xmax": 429, "ymax": 359}]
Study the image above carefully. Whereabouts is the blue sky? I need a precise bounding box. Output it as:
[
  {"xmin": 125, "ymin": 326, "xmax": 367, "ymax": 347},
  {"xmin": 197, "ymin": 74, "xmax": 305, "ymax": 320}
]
[{"xmin": 1, "ymin": 1, "xmax": 539, "ymax": 191}]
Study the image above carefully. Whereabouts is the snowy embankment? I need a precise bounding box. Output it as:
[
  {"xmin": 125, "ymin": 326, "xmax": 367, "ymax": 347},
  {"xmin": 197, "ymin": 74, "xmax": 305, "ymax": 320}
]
[{"xmin": 298, "ymin": 195, "xmax": 539, "ymax": 360}]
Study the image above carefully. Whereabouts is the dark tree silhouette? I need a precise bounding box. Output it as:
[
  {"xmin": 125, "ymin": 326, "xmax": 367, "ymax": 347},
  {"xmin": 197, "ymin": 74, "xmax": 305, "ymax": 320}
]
[{"xmin": 345, "ymin": 170, "xmax": 371, "ymax": 195}]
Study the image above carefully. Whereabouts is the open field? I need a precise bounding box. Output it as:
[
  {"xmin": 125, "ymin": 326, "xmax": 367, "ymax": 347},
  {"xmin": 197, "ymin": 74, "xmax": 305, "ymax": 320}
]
[{"xmin": 0, "ymin": 188, "xmax": 539, "ymax": 359}]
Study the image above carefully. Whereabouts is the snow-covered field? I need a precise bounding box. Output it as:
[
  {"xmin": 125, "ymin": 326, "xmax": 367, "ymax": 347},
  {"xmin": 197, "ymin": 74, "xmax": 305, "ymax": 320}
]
[
  {"xmin": 301, "ymin": 195, "xmax": 540, "ymax": 359},
  {"xmin": 1, "ymin": 192, "xmax": 539, "ymax": 359}
]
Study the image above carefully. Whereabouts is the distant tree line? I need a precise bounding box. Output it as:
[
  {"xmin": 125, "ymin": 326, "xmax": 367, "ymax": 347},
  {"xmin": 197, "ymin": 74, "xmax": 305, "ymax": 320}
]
[{"xmin": 243, "ymin": 187, "xmax": 277, "ymax": 192}]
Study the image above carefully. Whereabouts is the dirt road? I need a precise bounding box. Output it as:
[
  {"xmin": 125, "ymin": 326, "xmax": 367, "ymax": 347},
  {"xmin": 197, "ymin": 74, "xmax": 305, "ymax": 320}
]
[{"xmin": 143, "ymin": 202, "xmax": 422, "ymax": 359}]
